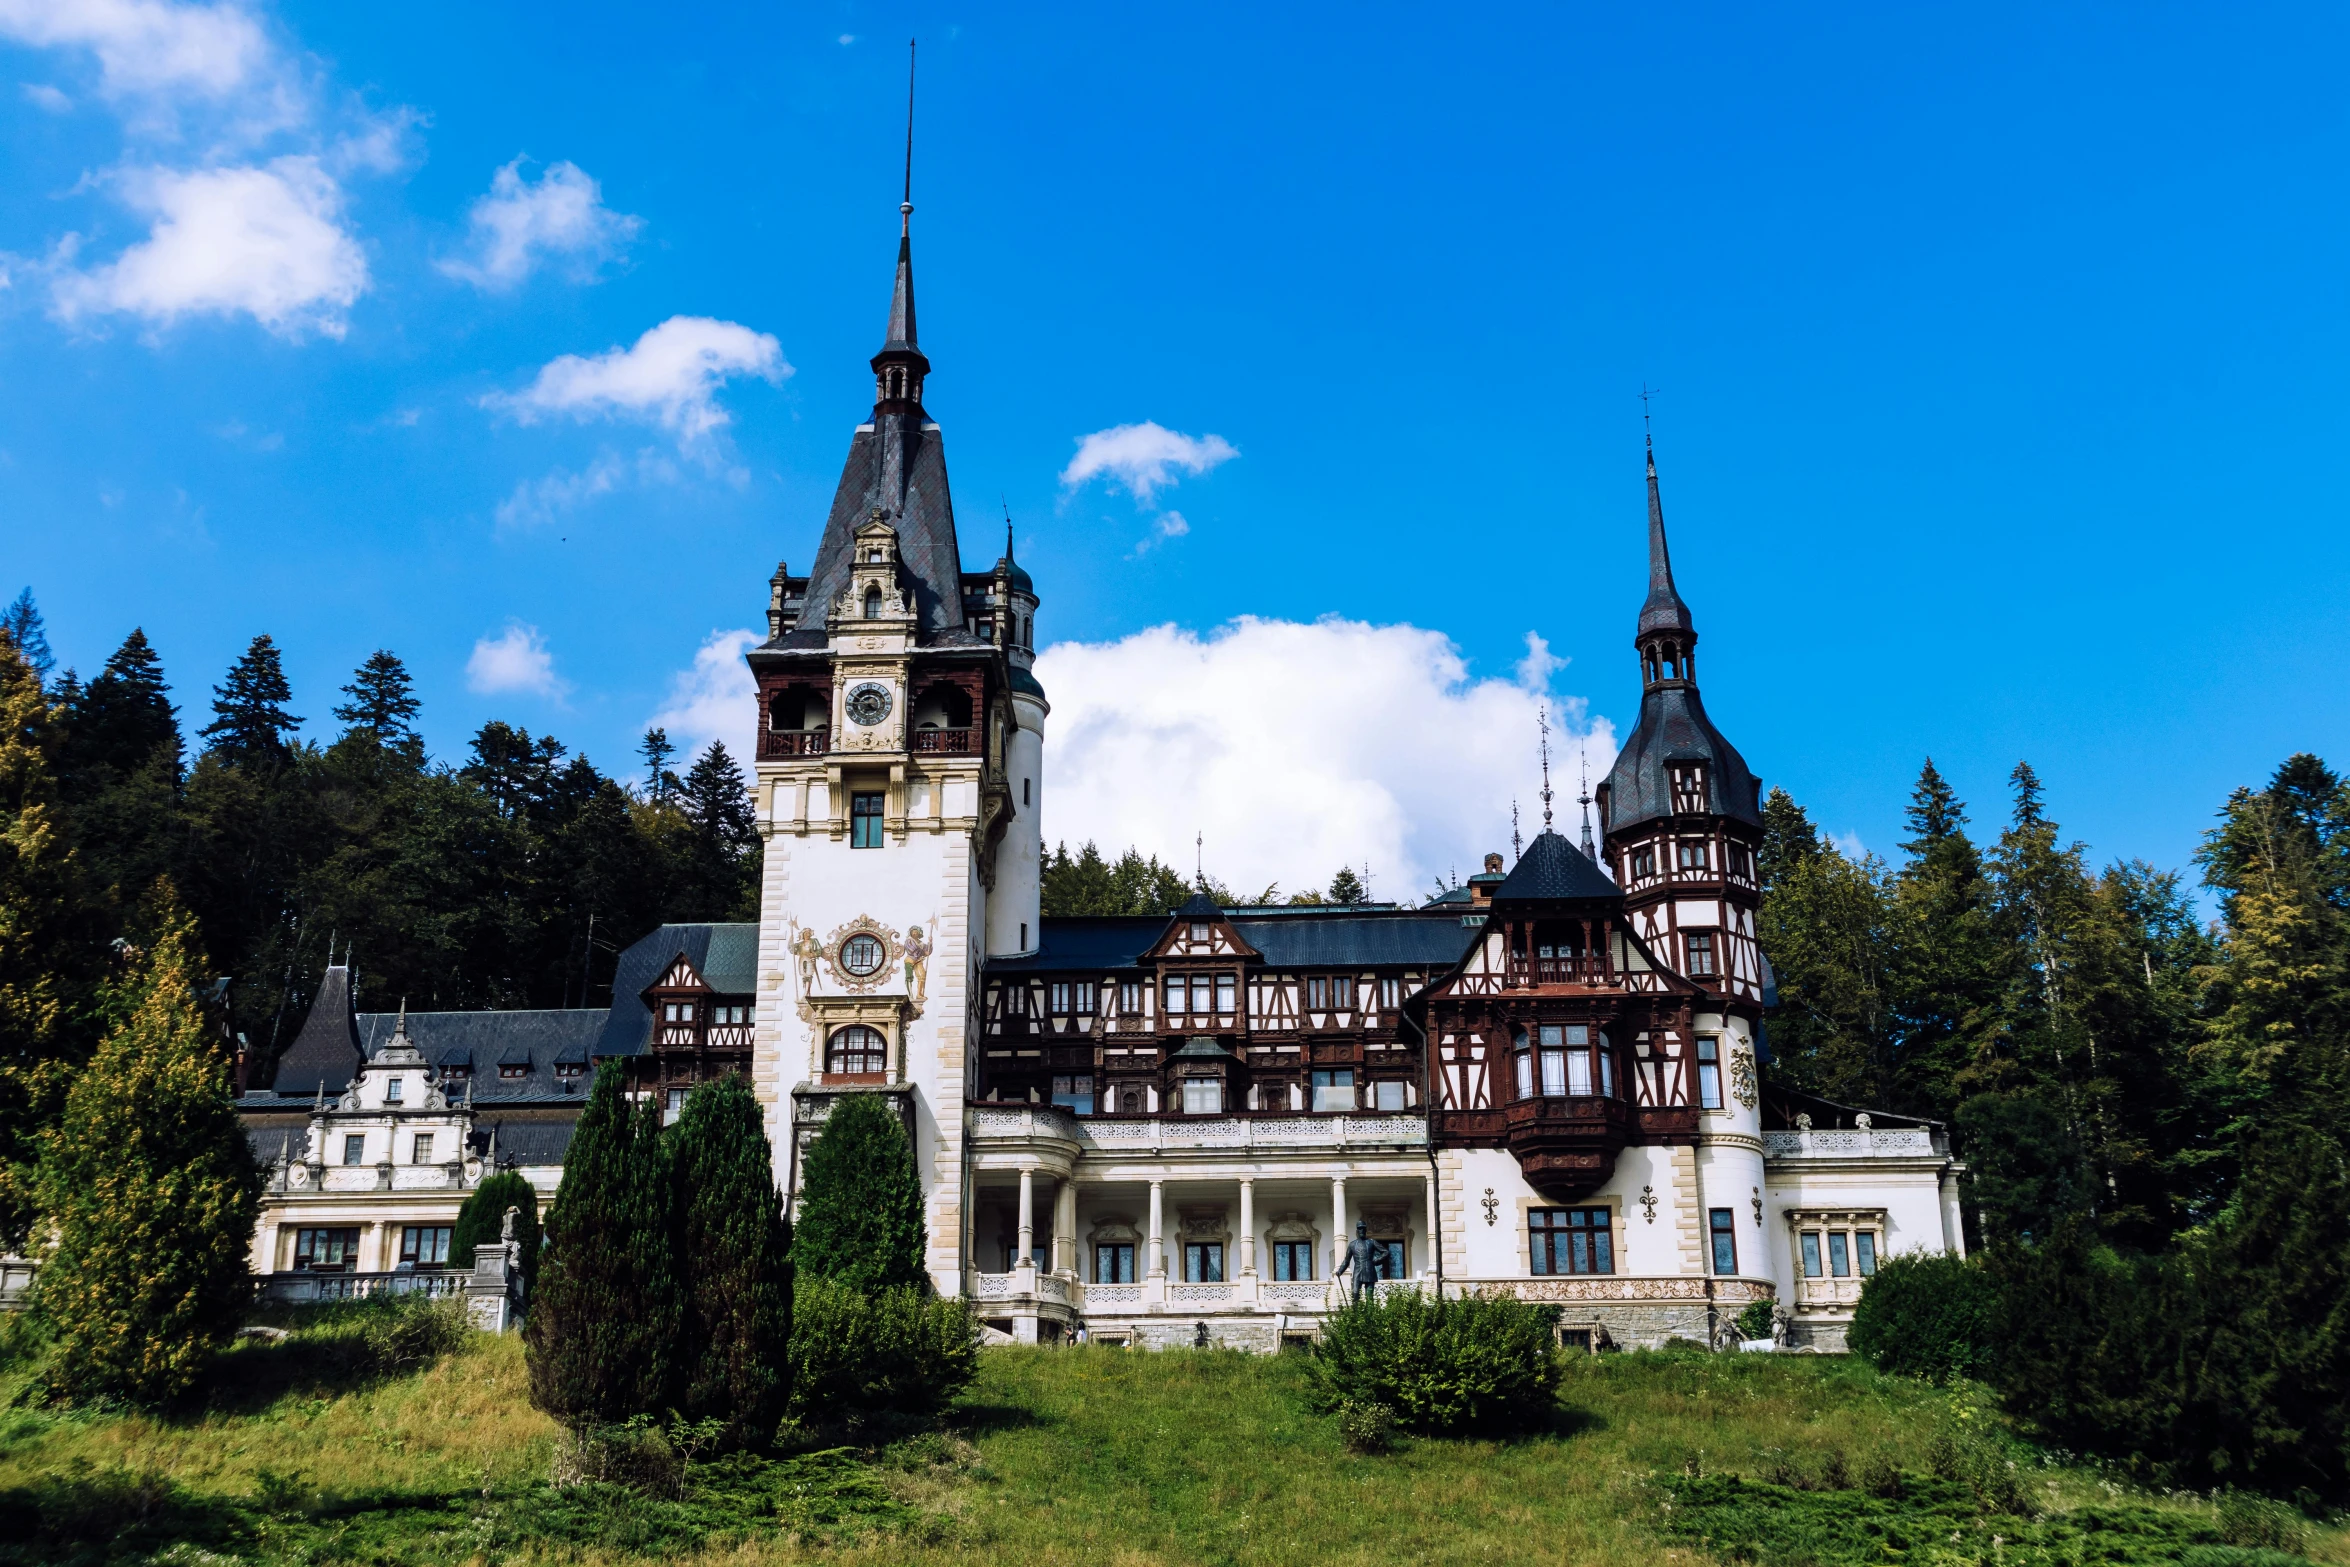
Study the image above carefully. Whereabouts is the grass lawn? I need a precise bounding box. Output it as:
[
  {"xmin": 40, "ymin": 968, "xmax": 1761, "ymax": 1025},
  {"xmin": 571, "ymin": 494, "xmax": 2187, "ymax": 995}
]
[{"xmin": 1, "ymin": 1321, "xmax": 2342, "ymax": 1567}]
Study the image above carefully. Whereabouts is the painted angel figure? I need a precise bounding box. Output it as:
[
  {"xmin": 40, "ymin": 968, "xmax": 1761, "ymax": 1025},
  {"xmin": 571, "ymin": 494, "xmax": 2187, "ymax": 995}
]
[
  {"xmin": 903, "ymin": 924, "xmax": 932, "ymax": 1007},
  {"xmin": 790, "ymin": 925, "xmax": 823, "ymax": 999}
]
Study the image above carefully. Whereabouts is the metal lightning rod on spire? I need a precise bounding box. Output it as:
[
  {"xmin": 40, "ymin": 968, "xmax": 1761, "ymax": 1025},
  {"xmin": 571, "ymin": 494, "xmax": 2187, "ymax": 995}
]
[
  {"xmin": 901, "ymin": 39, "xmax": 916, "ymax": 234},
  {"xmin": 1539, "ymin": 706, "xmax": 1554, "ymax": 828}
]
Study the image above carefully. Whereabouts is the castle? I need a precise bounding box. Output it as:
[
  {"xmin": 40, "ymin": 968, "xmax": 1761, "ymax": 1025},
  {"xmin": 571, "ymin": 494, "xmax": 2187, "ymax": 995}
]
[{"xmin": 240, "ymin": 196, "xmax": 1962, "ymax": 1352}]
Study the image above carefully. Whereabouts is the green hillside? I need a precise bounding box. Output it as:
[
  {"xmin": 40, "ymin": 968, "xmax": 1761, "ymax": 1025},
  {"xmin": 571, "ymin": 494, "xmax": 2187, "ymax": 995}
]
[{"xmin": 3, "ymin": 1327, "xmax": 2342, "ymax": 1567}]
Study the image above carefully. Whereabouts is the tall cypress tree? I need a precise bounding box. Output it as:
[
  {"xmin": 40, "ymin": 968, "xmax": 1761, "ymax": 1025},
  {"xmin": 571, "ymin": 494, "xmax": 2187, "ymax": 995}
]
[
  {"xmin": 795, "ymin": 1093, "xmax": 927, "ymax": 1293},
  {"xmin": 35, "ymin": 892, "xmax": 260, "ymax": 1406},
  {"xmin": 526, "ymin": 1064, "xmax": 681, "ymax": 1426},
  {"xmin": 200, "ymin": 634, "xmax": 301, "ymax": 764},
  {"xmin": 669, "ymin": 1075, "xmax": 792, "ymax": 1446},
  {"xmin": 450, "ymin": 1167, "xmax": 542, "ymax": 1289}
]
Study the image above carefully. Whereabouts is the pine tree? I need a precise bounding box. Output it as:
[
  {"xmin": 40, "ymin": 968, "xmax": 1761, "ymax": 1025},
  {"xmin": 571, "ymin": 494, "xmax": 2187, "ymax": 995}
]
[
  {"xmin": 1756, "ymin": 786, "xmax": 1822, "ymax": 895},
  {"xmin": 450, "ymin": 1167, "xmax": 541, "ymax": 1290},
  {"xmin": 2, "ymin": 590, "xmax": 53, "ymax": 689},
  {"xmin": 34, "ymin": 894, "xmax": 260, "ymax": 1406},
  {"xmin": 668, "ymin": 1075, "xmax": 792, "ymax": 1446},
  {"xmin": 678, "ymin": 741, "xmax": 760, "ymax": 918},
  {"xmin": 1887, "ymin": 759, "xmax": 2000, "ymax": 1119},
  {"xmin": 795, "ymin": 1093, "xmax": 928, "ymax": 1294},
  {"xmin": 63, "ymin": 630, "xmax": 178, "ymax": 783},
  {"xmin": 333, "ymin": 650, "xmax": 422, "ymax": 751},
  {"xmin": 1327, "ymin": 866, "xmax": 1368, "ymax": 905},
  {"xmin": 639, "ymin": 728, "xmax": 677, "ymax": 804},
  {"xmin": 200, "ymin": 634, "xmax": 301, "ymax": 763},
  {"xmin": 525, "ymin": 1064, "xmax": 682, "ymax": 1426}
]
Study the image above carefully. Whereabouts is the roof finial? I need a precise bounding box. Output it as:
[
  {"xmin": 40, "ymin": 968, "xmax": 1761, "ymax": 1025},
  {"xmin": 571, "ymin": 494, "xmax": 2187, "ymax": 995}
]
[
  {"xmin": 1511, "ymin": 799, "xmax": 1523, "ymax": 861},
  {"xmin": 1539, "ymin": 706, "xmax": 1554, "ymax": 828},
  {"xmin": 1578, "ymin": 749, "xmax": 1596, "ymax": 861},
  {"xmin": 1195, "ymin": 828, "xmax": 1204, "ymax": 890},
  {"xmin": 901, "ymin": 38, "xmax": 917, "ymax": 237},
  {"xmin": 1002, "ymin": 497, "xmax": 1015, "ymax": 562}
]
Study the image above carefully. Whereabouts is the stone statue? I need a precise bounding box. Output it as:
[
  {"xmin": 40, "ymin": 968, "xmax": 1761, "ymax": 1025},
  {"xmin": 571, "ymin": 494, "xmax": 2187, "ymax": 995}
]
[
  {"xmin": 1193, "ymin": 1320, "xmax": 1210, "ymax": 1349},
  {"xmin": 1333, "ymin": 1222, "xmax": 1386, "ymax": 1304},
  {"xmin": 501, "ymin": 1204, "xmax": 519, "ymax": 1244},
  {"xmin": 902, "ymin": 923, "xmax": 932, "ymax": 1008},
  {"xmin": 790, "ymin": 925, "xmax": 823, "ymax": 1000}
]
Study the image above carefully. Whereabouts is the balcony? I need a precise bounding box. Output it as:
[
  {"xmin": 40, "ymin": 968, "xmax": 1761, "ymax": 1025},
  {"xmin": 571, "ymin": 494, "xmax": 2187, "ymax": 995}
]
[
  {"xmin": 1499, "ymin": 1095, "xmax": 1637, "ymax": 1200},
  {"xmin": 759, "ymin": 729, "xmax": 827, "ymax": 759},
  {"xmin": 258, "ymin": 1270, "xmax": 465, "ymax": 1304},
  {"xmin": 912, "ymin": 726, "xmax": 975, "ymax": 754},
  {"xmin": 967, "ymin": 1104, "xmax": 1428, "ymax": 1154},
  {"xmin": 1504, "ymin": 955, "xmax": 1611, "ymax": 988},
  {"xmin": 1762, "ymin": 1127, "xmax": 1939, "ymax": 1161}
]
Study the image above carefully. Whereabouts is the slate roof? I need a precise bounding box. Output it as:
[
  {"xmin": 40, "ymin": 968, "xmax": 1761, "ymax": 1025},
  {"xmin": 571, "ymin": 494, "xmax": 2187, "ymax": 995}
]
[
  {"xmin": 1601, "ymin": 683, "xmax": 1765, "ymax": 834},
  {"xmin": 246, "ymin": 1006, "xmax": 605, "ymax": 1106},
  {"xmin": 594, "ymin": 922, "xmax": 759, "ymax": 1059},
  {"xmin": 270, "ymin": 963, "xmax": 363, "ymax": 1098},
  {"xmin": 1493, "ymin": 830, "xmax": 1621, "ymax": 902},
  {"xmin": 989, "ymin": 913, "xmax": 1475, "ymax": 975},
  {"xmin": 1638, "ymin": 444, "xmax": 1697, "ymax": 637}
]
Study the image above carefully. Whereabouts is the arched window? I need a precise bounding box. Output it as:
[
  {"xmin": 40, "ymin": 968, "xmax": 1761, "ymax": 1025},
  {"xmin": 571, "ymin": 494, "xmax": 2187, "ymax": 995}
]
[
  {"xmin": 827, "ymin": 1025, "xmax": 886, "ymax": 1076},
  {"xmin": 863, "ymin": 586, "xmax": 883, "ymax": 619}
]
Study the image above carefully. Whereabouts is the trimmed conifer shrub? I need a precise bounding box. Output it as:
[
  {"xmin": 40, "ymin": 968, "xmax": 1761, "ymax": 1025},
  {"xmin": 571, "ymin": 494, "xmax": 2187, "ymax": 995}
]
[
  {"xmin": 1308, "ymin": 1288, "xmax": 1561, "ymax": 1436},
  {"xmin": 794, "ymin": 1093, "xmax": 927, "ymax": 1293},
  {"xmin": 450, "ymin": 1168, "xmax": 540, "ymax": 1289},
  {"xmin": 1847, "ymin": 1251, "xmax": 1999, "ymax": 1382},
  {"xmin": 787, "ymin": 1276, "xmax": 974, "ymax": 1425},
  {"xmin": 668, "ymin": 1075, "xmax": 792, "ymax": 1447},
  {"xmin": 33, "ymin": 896, "xmax": 260, "ymax": 1407},
  {"xmin": 525, "ymin": 1065, "xmax": 680, "ymax": 1427}
]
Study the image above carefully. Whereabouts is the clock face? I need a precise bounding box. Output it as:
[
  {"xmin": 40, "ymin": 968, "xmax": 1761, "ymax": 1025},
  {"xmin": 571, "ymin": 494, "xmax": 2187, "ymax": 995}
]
[{"xmin": 844, "ymin": 682, "xmax": 893, "ymax": 727}]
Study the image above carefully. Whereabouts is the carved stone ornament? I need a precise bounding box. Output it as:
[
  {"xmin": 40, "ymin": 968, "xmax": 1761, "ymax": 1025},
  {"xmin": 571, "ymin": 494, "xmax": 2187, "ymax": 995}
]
[
  {"xmin": 822, "ymin": 916, "xmax": 902, "ymax": 995},
  {"xmin": 1729, "ymin": 1046, "xmax": 1759, "ymax": 1111},
  {"xmin": 1640, "ymin": 1184, "xmax": 1658, "ymax": 1225},
  {"xmin": 1481, "ymin": 1188, "xmax": 1499, "ymax": 1227}
]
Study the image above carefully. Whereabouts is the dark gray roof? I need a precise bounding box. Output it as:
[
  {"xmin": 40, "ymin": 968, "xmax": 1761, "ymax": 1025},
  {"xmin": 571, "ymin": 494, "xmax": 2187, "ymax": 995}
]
[
  {"xmin": 1494, "ymin": 830, "xmax": 1620, "ymax": 902},
  {"xmin": 1638, "ymin": 444, "xmax": 1696, "ymax": 638},
  {"xmin": 1175, "ymin": 891, "xmax": 1221, "ymax": 917},
  {"xmin": 270, "ymin": 963, "xmax": 362, "ymax": 1097},
  {"xmin": 245, "ymin": 1006, "xmax": 604, "ymax": 1107},
  {"xmin": 595, "ymin": 923, "xmax": 759, "ymax": 1059},
  {"xmin": 989, "ymin": 913, "xmax": 1475, "ymax": 976},
  {"xmin": 1171, "ymin": 1037, "xmax": 1238, "ymax": 1060},
  {"xmin": 779, "ymin": 412, "xmax": 966, "ymax": 642},
  {"xmin": 1600, "ymin": 683, "xmax": 1764, "ymax": 835},
  {"xmin": 474, "ymin": 1115, "xmax": 580, "ymax": 1166}
]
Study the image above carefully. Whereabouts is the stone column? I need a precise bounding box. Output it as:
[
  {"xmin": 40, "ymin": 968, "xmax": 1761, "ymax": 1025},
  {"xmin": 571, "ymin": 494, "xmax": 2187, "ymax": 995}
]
[
  {"xmin": 1054, "ymin": 1175, "xmax": 1078, "ymax": 1275},
  {"xmin": 1017, "ymin": 1165, "xmax": 1036, "ymax": 1274},
  {"xmin": 1238, "ymin": 1178, "xmax": 1257, "ymax": 1276},
  {"xmin": 1147, "ymin": 1178, "xmax": 1166, "ymax": 1278},
  {"xmin": 1423, "ymin": 1167, "xmax": 1439, "ymax": 1278},
  {"xmin": 1330, "ymin": 1176, "xmax": 1348, "ymax": 1278}
]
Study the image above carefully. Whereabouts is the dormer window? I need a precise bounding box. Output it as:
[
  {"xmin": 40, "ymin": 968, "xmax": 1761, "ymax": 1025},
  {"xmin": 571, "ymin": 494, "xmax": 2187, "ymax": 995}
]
[
  {"xmin": 864, "ymin": 586, "xmax": 882, "ymax": 618},
  {"xmin": 555, "ymin": 1061, "xmax": 585, "ymax": 1081},
  {"xmin": 500, "ymin": 1062, "xmax": 529, "ymax": 1079},
  {"xmin": 385, "ymin": 1077, "xmax": 403, "ymax": 1104},
  {"xmin": 1189, "ymin": 922, "xmax": 1209, "ymax": 942},
  {"xmin": 1670, "ymin": 764, "xmax": 1707, "ymax": 815}
]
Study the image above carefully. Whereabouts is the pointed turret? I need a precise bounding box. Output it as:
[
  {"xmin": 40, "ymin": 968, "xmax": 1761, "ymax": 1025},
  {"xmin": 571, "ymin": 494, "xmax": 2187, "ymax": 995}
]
[
  {"xmin": 272, "ymin": 959, "xmax": 365, "ymax": 1097},
  {"xmin": 1637, "ymin": 438, "xmax": 1696, "ymax": 639}
]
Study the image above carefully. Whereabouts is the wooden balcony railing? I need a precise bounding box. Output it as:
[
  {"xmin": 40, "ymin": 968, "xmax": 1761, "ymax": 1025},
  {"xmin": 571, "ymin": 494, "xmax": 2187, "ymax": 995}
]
[
  {"xmin": 912, "ymin": 726, "xmax": 975, "ymax": 754},
  {"xmin": 1505, "ymin": 956, "xmax": 1609, "ymax": 986},
  {"xmin": 760, "ymin": 729, "xmax": 828, "ymax": 759}
]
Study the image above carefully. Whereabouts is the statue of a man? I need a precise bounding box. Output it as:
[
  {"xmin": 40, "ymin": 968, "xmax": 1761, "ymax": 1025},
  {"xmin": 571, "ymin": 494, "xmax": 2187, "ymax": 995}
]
[{"xmin": 1333, "ymin": 1221, "xmax": 1386, "ymax": 1304}]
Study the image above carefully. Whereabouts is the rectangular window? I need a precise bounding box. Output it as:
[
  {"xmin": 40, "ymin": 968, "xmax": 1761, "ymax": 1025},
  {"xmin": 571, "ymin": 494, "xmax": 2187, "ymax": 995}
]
[
  {"xmin": 1373, "ymin": 1079, "xmax": 1408, "ymax": 1111},
  {"xmin": 1514, "ymin": 1049, "xmax": 1533, "ymax": 1099},
  {"xmin": 294, "ymin": 1227, "xmax": 360, "ymax": 1271},
  {"xmin": 1697, "ymin": 1035, "xmax": 1722, "ymax": 1109},
  {"xmin": 385, "ymin": 1076, "xmax": 403, "ymax": 1104},
  {"xmin": 1273, "ymin": 1240, "xmax": 1313, "ymax": 1280},
  {"xmin": 1828, "ymin": 1231, "xmax": 1852, "ymax": 1278},
  {"xmin": 1094, "ymin": 1243, "xmax": 1135, "ymax": 1283},
  {"xmin": 411, "ymin": 1133, "xmax": 435, "ymax": 1164},
  {"xmin": 343, "ymin": 1134, "xmax": 367, "ymax": 1166},
  {"xmin": 1165, "ymin": 978, "xmax": 1184, "ymax": 1016},
  {"xmin": 1183, "ymin": 1242, "xmax": 1225, "ymax": 1283},
  {"xmin": 1857, "ymin": 1231, "xmax": 1879, "ymax": 1277},
  {"xmin": 850, "ymin": 791, "xmax": 884, "ymax": 848},
  {"xmin": 1310, "ymin": 1067, "xmax": 1354, "ymax": 1112},
  {"xmin": 1307, "ymin": 976, "xmax": 1328, "ymax": 1009},
  {"xmin": 1599, "ymin": 1043, "xmax": 1615, "ymax": 1098},
  {"xmin": 1119, "ymin": 981, "xmax": 1141, "ymax": 1015},
  {"xmin": 1189, "ymin": 921, "xmax": 1210, "ymax": 942},
  {"xmin": 399, "ymin": 1225, "xmax": 452, "ymax": 1268},
  {"xmin": 1539, "ymin": 1026, "xmax": 1567, "ymax": 1095},
  {"xmin": 1801, "ymin": 1231, "xmax": 1823, "ymax": 1278},
  {"xmin": 664, "ymin": 1087, "xmax": 687, "ymax": 1124},
  {"xmin": 1076, "ymin": 981, "xmax": 1097, "ymax": 1015},
  {"xmin": 1377, "ymin": 1238, "xmax": 1407, "ymax": 1280},
  {"xmin": 1529, "ymin": 1208, "xmax": 1614, "ymax": 1276},
  {"xmin": 1678, "ymin": 841, "xmax": 1709, "ymax": 871},
  {"xmin": 1710, "ymin": 1208, "xmax": 1737, "ymax": 1275},
  {"xmin": 1686, "ymin": 931, "xmax": 1717, "ymax": 978},
  {"xmin": 1215, "ymin": 974, "xmax": 1236, "ymax": 1015},
  {"xmin": 1566, "ymin": 1041, "xmax": 1594, "ymax": 1096},
  {"xmin": 1181, "ymin": 1078, "xmax": 1223, "ymax": 1114},
  {"xmin": 1050, "ymin": 983, "xmax": 1070, "ymax": 1015},
  {"xmin": 1379, "ymin": 976, "xmax": 1399, "ymax": 1009},
  {"xmin": 1331, "ymin": 976, "xmax": 1355, "ymax": 1009},
  {"xmin": 1631, "ymin": 847, "xmax": 1657, "ymax": 878},
  {"xmin": 1004, "ymin": 986, "xmax": 1027, "ymax": 1017},
  {"xmin": 1051, "ymin": 1074, "xmax": 1095, "ymax": 1115},
  {"xmin": 1190, "ymin": 975, "xmax": 1213, "ymax": 1015}
]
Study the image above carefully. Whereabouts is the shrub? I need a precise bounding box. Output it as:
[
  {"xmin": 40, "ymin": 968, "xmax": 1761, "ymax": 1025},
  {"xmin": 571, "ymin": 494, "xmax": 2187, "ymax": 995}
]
[
  {"xmin": 1734, "ymin": 1299, "xmax": 1776, "ymax": 1341},
  {"xmin": 794, "ymin": 1094, "xmax": 927, "ymax": 1294},
  {"xmin": 2216, "ymin": 1492, "xmax": 2308, "ymax": 1554},
  {"xmin": 1927, "ymin": 1397, "xmax": 2034, "ymax": 1516},
  {"xmin": 450, "ymin": 1169, "xmax": 540, "ymax": 1290},
  {"xmin": 1847, "ymin": 1251, "xmax": 1997, "ymax": 1382},
  {"xmin": 358, "ymin": 1294, "xmax": 472, "ymax": 1372},
  {"xmin": 33, "ymin": 899, "xmax": 261, "ymax": 1407},
  {"xmin": 1336, "ymin": 1398, "xmax": 1395, "ymax": 1453},
  {"xmin": 787, "ymin": 1277, "xmax": 974, "ymax": 1426},
  {"xmin": 1308, "ymin": 1288, "xmax": 1560, "ymax": 1437}
]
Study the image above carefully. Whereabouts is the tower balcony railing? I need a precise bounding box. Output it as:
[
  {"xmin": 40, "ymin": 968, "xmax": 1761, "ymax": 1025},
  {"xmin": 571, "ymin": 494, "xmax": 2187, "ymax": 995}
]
[
  {"xmin": 1505, "ymin": 956, "xmax": 1610, "ymax": 987},
  {"xmin": 912, "ymin": 726, "xmax": 975, "ymax": 754},
  {"xmin": 759, "ymin": 729, "xmax": 829, "ymax": 759}
]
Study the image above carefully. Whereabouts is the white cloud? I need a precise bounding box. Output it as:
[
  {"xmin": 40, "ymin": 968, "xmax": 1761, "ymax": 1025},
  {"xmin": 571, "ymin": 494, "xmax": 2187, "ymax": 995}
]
[
  {"xmin": 838, "ymin": 33, "xmax": 855, "ymax": 45},
  {"xmin": 439, "ymin": 157, "xmax": 641, "ymax": 289},
  {"xmin": 650, "ymin": 628, "xmax": 758, "ymax": 766},
  {"xmin": 1035, "ymin": 617, "xmax": 1615, "ymax": 902},
  {"xmin": 0, "ymin": 0, "xmax": 270, "ymax": 101},
  {"xmin": 489, "ymin": 316, "xmax": 788, "ymax": 443},
  {"xmin": 22, "ymin": 82, "xmax": 71, "ymax": 112},
  {"xmin": 492, "ymin": 447, "xmax": 678, "ymax": 530},
  {"xmin": 50, "ymin": 156, "xmax": 366, "ymax": 337},
  {"xmin": 466, "ymin": 622, "xmax": 565, "ymax": 699},
  {"xmin": 1129, "ymin": 508, "xmax": 1190, "ymax": 557},
  {"xmin": 1061, "ymin": 421, "xmax": 1238, "ymax": 505}
]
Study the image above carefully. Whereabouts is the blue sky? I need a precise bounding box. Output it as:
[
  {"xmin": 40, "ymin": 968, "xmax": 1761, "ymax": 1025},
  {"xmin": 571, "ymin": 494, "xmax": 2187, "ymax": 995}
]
[{"xmin": 3, "ymin": 2, "xmax": 2346, "ymax": 899}]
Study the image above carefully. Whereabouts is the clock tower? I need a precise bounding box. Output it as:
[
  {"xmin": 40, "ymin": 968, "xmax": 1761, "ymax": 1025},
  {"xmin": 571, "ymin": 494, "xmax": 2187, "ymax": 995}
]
[{"xmin": 745, "ymin": 192, "xmax": 1045, "ymax": 1295}]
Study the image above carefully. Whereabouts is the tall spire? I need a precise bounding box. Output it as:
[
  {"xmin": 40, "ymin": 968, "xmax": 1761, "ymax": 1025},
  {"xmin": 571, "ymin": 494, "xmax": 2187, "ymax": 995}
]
[
  {"xmin": 1538, "ymin": 706, "xmax": 1554, "ymax": 828},
  {"xmin": 1578, "ymin": 750, "xmax": 1597, "ymax": 861},
  {"xmin": 881, "ymin": 39, "xmax": 920, "ymax": 358},
  {"xmin": 1638, "ymin": 434, "xmax": 1695, "ymax": 638}
]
